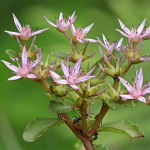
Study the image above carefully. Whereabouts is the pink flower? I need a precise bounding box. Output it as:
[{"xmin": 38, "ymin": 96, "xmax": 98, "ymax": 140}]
[
  {"xmin": 49, "ymin": 70, "xmax": 61, "ymax": 81},
  {"xmin": 97, "ymin": 34, "xmax": 123, "ymax": 56},
  {"xmin": 5, "ymin": 13, "xmax": 49, "ymax": 41},
  {"xmin": 1, "ymin": 46, "xmax": 43, "ymax": 80},
  {"xmin": 44, "ymin": 11, "xmax": 76, "ymax": 32},
  {"xmin": 142, "ymin": 26, "xmax": 150, "ymax": 40},
  {"xmin": 116, "ymin": 18, "xmax": 150, "ymax": 43},
  {"xmin": 70, "ymin": 23, "xmax": 97, "ymax": 43},
  {"xmin": 119, "ymin": 68, "xmax": 150, "ymax": 103},
  {"xmin": 53, "ymin": 58, "xmax": 95, "ymax": 90}
]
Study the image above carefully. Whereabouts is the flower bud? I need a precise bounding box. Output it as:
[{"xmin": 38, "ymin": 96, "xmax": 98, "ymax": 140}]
[{"xmin": 146, "ymin": 96, "xmax": 150, "ymax": 106}]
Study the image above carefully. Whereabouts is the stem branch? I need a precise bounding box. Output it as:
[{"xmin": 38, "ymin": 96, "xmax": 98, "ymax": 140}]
[{"xmin": 89, "ymin": 104, "xmax": 109, "ymax": 136}]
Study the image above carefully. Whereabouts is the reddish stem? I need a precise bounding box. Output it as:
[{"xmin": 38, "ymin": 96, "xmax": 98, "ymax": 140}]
[
  {"xmin": 89, "ymin": 104, "xmax": 109, "ymax": 137},
  {"xmin": 60, "ymin": 113, "xmax": 93, "ymax": 150}
]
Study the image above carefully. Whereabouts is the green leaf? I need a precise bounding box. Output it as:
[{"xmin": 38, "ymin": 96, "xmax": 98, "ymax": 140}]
[
  {"xmin": 23, "ymin": 117, "xmax": 64, "ymax": 142},
  {"xmin": 97, "ymin": 120, "xmax": 145, "ymax": 142},
  {"xmin": 6, "ymin": 49, "xmax": 18, "ymax": 58},
  {"xmin": 46, "ymin": 94, "xmax": 65, "ymax": 105},
  {"xmin": 94, "ymin": 144, "xmax": 109, "ymax": 150},
  {"xmin": 51, "ymin": 51, "xmax": 68, "ymax": 59},
  {"xmin": 112, "ymin": 49, "xmax": 120, "ymax": 66},
  {"xmin": 132, "ymin": 99, "xmax": 138, "ymax": 106},
  {"xmin": 91, "ymin": 57, "xmax": 104, "ymax": 77},
  {"xmin": 48, "ymin": 99, "xmax": 77, "ymax": 114},
  {"xmin": 33, "ymin": 45, "xmax": 38, "ymax": 51},
  {"xmin": 105, "ymin": 98, "xmax": 119, "ymax": 109}
]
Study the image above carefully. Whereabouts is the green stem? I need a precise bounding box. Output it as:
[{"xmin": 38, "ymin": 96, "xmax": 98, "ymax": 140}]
[
  {"xmin": 75, "ymin": 89, "xmax": 84, "ymax": 98},
  {"xmin": 89, "ymin": 104, "xmax": 109, "ymax": 137},
  {"xmin": 23, "ymin": 41, "xmax": 27, "ymax": 49},
  {"xmin": 80, "ymin": 100, "xmax": 88, "ymax": 137},
  {"xmin": 113, "ymin": 79, "xmax": 119, "ymax": 90},
  {"xmin": 39, "ymin": 80, "xmax": 52, "ymax": 94}
]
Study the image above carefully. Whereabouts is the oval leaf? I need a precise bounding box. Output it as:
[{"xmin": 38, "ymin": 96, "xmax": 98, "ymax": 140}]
[
  {"xmin": 6, "ymin": 49, "xmax": 18, "ymax": 58},
  {"xmin": 48, "ymin": 99, "xmax": 77, "ymax": 114},
  {"xmin": 23, "ymin": 117, "xmax": 64, "ymax": 142},
  {"xmin": 94, "ymin": 144, "xmax": 109, "ymax": 150},
  {"xmin": 51, "ymin": 51, "xmax": 68, "ymax": 59},
  {"xmin": 97, "ymin": 120, "xmax": 145, "ymax": 142}
]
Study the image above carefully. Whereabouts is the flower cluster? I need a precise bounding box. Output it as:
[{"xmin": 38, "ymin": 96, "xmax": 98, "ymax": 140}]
[{"xmin": 2, "ymin": 11, "xmax": 150, "ymax": 150}]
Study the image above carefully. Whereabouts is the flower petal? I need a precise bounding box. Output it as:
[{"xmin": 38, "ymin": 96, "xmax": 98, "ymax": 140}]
[
  {"xmin": 12, "ymin": 13, "xmax": 22, "ymax": 31},
  {"xmin": 1, "ymin": 60, "xmax": 19, "ymax": 72},
  {"xmin": 54, "ymin": 79, "xmax": 68, "ymax": 84},
  {"xmin": 137, "ymin": 18, "xmax": 146, "ymax": 34},
  {"xmin": 59, "ymin": 12, "xmax": 63, "ymax": 21},
  {"xmin": 31, "ymin": 55, "xmax": 44, "ymax": 68},
  {"xmin": 115, "ymin": 29, "xmax": 129, "ymax": 38},
  {"xmin": 118, "ymin": 19, "xmax": 130, "ymax": 35},
  {"xmin": 70, "ymin": 84, "xmax": 79, "ymax": 90},
  {"xmin": 44, "ymin": 16, "xmax": 57, "ymax": 28},
  {"xmin": 72, "ymin": 58, "xmax": 82, "ymax": 76},
  {"xmin": 32, "ymin": 28, "xmax": 49, "ymax": 36},
  {"xmin": 61, "ymin": 60, "xmax": 69, "ymax": 77},
  {"xmin": 70, "ymin": 23, "xmax": 76, "ymax": 35},
  {"xmin": 49, "ymin": 70, "xmax": 61, "ymax": 81},
  {"xmin": 119, "ymin": 77, "xmax": 133, "ymax": 93},
  {"xmin": 138, "ymin": 67, "xmax": 143, "ymax": 89},
  {"xmin": 119, "ymin": 94, "xmax": 134, "ymax": 100},
  {"xmin": 137, "ymin": 96, "xmax": 146, "ymax": 103},
  {"xmin": 83, "ymin": 38, "xmax": 97, "ymax": 43},
  {"xmin": 4, "ymin": 30, "xmax": 20, "ymax": 35},
  {"xmin": 77, "ymin": 75, "xmax": 95, "ymax": 82},
  {"xmin": 26, "ymin": 74, "xmax": 37, "ymax": 79},
  {"xmin": 8, "ymin": 75, "xmax": 22, "ymax": 81},
  {"xmin": 83, "ymin": 23, "xmax": 94, "ymax": 34},
  {"xmin": 116, "ymin": 37, "xmax": 123, "ymax": 49},
  {"xmin": 102, "ymin": 34, "xmax": 110, "ymax": 47},
  {"xmin": 84, "ymin": 66, "xmax": 95, "ymax": 76},
  {"xmin": 21, "ymin": 46, "xmax": 27, "ymax": 65}
]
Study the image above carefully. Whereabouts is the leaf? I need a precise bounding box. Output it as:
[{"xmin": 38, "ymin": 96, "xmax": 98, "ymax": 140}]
[
  {"xmin": 51, "ymin": 51, "xmax": 68, "ymax": 59},
  {"xmin": 105, "ymin": 98, "xmax": 119, "ymax": 109},
  {"xmin": 33, "ymin": 45, "xmax": 38, "ymax": 51},
  {"xmin": 91, "ymin": 57, "xmax": 104, "ymax": 77},
  {"xmin": 132, "ymin": 99, "xmax": 138, "ymax": 106},
  {"xmin": 23, "ymin": 117, "xmax": 64, "ymax": 142},
  {"xmin": 48, "ymin": 99, "xmax": 78, "ymax": 114},
  {"xmin": 46, "ymin": 94, "xmax": 65, "ymax": 105},
  {"xmin": 6, "ymin": 49, "xmax": 18, "ymax": 58},
  {"xmin": 97, "ymin": 120, "xmax": 145, "ymax": 142},
  {"xmin": 94, "ymin": 144, "xmax": 109, "ymax": 150}
]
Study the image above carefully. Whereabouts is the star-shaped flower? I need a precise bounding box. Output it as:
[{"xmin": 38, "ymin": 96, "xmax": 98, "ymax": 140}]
[
  {"xmin": 70, "ymin": 23, "xmax": 97, "ymax": 43},
  {"xmin": 97, "ymin": 34, "xmax": 123, "ymax": 56},
  {"xmin": 44, "ymin": 11, "xmax": 76, "ymax": 32},
  {"xmin": 1, "ymin": 46, "xmax": 43, "ymax": 80},
  {"xmin": 116, "ymin": 18, "xmax": 150, "ymax": 43},
  {"xmin": 5, "ymin": 13, "xmax": 49, "ymax": 41},
  {"xmin": 51, "ymin": 58, "xmax": 95, "ymax": 90},
  {"xmin": 119, "ymin": 67, "xmax": 150, "ymax": 103}
]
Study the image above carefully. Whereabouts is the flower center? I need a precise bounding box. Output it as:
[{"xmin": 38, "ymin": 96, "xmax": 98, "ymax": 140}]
[
  {"xmin": 132, "ymin": 87, "xmax": 142, "ymax": 98},
  {"xmin": 67, "ymin": 75, "xmax": 76, "ymax": 85},
  {"xmin": 18, "ymin": 65, "xmax": 30, "ymax": 77}
]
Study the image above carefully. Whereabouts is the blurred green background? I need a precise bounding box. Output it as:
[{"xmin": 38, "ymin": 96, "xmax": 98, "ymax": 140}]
[{"xmin": 1, "ymin": 0, "xmax": 150, "ymax": 150}]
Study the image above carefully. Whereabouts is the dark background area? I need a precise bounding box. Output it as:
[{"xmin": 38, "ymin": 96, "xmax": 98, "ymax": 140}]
[{"xmin": 1, "ymin": 0, "xmax": 150, "ymax": 150}]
